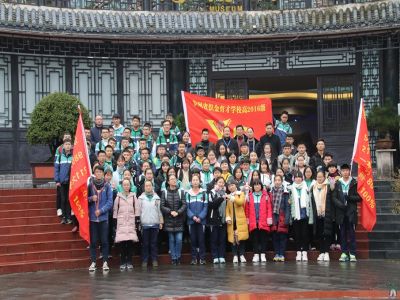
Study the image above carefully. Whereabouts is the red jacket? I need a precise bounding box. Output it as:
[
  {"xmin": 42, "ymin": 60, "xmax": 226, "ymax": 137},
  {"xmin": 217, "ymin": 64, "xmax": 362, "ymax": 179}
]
[{"xmin": 246, "ymin": 190, "xmax": 273, "ymax": 232}]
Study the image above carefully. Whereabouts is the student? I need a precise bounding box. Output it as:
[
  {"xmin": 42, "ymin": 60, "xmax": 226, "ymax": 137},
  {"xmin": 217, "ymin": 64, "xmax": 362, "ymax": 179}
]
[
  {"xmin": 281, "ymin": 158, "xmax": 293, "ymax": 185},
  {"xmin": 206, "ymin": 167, "xmax": 223, "ymax": 193},
  {"xmin": 293, "ymin": 143, "xmax": 310, "ymax": 167},
  {"xmin": 334, "ymin": 164, "xmax": 361, "ymax": 262},
  {"xmin": 232, "ymin": 166, "xmax": 245, "ymax": 191},
  {"xmin": 91, "ymin": 115, "xmax": 103, "ymax": 145},
  {"xmin": 117, "ymin": 169, "xmax": 138, "ymax": 195},
  {"xmin": 191, "ymin": 145, "xmax": 206, "ymax": 170},
  {"xmin": 140, "ymin": 122, "xmax": 155, "ymax": 156},
  {"xmin": 112, "ymin": 114, "xmax": 125, "ymax": 143},
  {"xmin": 260, "ymin": 143, "xmax": 278, "ymax": 173},
  {"xmin": 165, "ymin": 112, "xmax": 182, "ymax": 140},
  {"xmin": 137, "ymin": 180, "xmax": 164, "ymax": 268},
  {"xmin": 326, "ymin": 162, "xmax": 341, "ymax": 251},
  {"xmin": 303, "ymin": 166, "xmax": 316, "ymax": 192},
  {"xmin": 156, "ymin": 161, "xmax": 170, "ymax": 189},
  {"xmin": 285, "ymin": 134, "xmax": 296, "ymax": 155},
  {"xmin": 216, "ymin": 143, "xmax": 228, "ymax": 164},
  {"xmin": 246, "ymin": 180, "xmax": 272, "ymax": 263},
  {"xmin": 220, "ymin": 159, "xmax": 232, "ymax": 182},
  {"xmin": 88, "ymin": 166, "xmax": 114, "ymax": 272},
  {"xmin": 130, "ymin": 115, "xmax": 142, "ymax": 145},
  {"xmin": 160, "ymin": 167, "xmax": 182, "ymax": 192},
  {"xmin": 95, "ymin": 127, "xmax": 109, "ymax": 155},
  {"xmin": 311, "ymin": 170, "xmax": 335, "ymax": 262},
  {"xmin": 271, "ymin": 175, "xmax": 291, "ymax": 262},
  {"xmin": 177, "ymin": 158, "xmax": 192, "ymax": 192},
  {"xmin": 310, "ymin": 139, "xmax": 326, "ymax": 172},
  {"xmin": 225, "ymin": 177, "xmax": 248, "ymax": 263},
  {"xmin": 156, "ymin": 120, "xmax": 178, "ymax": 155},
  {"xmin": 200, "ymin": 158, "xmax": 213, "ymax": 190},
  {"xmin": 278, "ymin": 143, "xmax": 295, "ymax": 168},
  {"xmin": 54, "ymin": 138, "xmax": 73, "ymax": 224},
  {"xmin": 186, "ymin": 174, "xmax": 208, "ymax": 265},
  {"xmin": 238, "ymin": 142, "xmax": 250, "ymax": 162},
  {"xmin": 275, "ymin": 111, "xmax": 293, "ymax": 147},
  {"xmin": 249, "ymin": 151, "xmax": 259, "ymax": 172},
  {"xmin": 113, "ymin": 179, "xmax": 140, "ymax": 270},
  {"xmin": 161, "ymin": 174, "xmax": 187, "ymax": 265},
  {"xmin": 196, "ymin": 128, "xmax": 216, "ymax": 154},
  {"xmin": 207, "ymin": 176, "xmax": 227, "ymax": 264},
  {"xmin": 181, "ymin": 131, "xmax": 193, "ymax": 154},
  {"xmin": 153, "ymin": 145, "xmax": 167, "ymax": 171},
  {"xmin": 240, "ymin": 158, "xmax": 251, "ymax": 183},
  {"xmin": 170, "ymin": 141, "xmax": 186, "ymax": 170},
  {"xmin": 54, "ymin": 132, "xmax": 72, "ymax": 217},
  {"xmin": 293, "ymin": 155, "xmax": 307, "ymax": 176},
  {"xmin": 227, "ymin": 152, "xmax": 238, "ymax": 173},
  {"xmin": 137, "ymin": 168, "xmax": 159, "ymax": 196},
  {"xmin": 207, "ymin": 149, "xmax": 220, "ymax": 172},
  {"xmin": 272, "ymin": 168, "xmax": 291, "ymax": 192},
  {"xmin": 290, "ymin": 171, "xmax": 313, "ymax": 262},
  {"xmin": 259, "ymin": 159, "xmax": 272, "ymax": 190},
  {"xmin": 104, "ymin": 145, "xmax": 116, "ymax": 171},
  {"xmin": 257, "ymin": 122, "xmax": 281, "ymax": 158}
]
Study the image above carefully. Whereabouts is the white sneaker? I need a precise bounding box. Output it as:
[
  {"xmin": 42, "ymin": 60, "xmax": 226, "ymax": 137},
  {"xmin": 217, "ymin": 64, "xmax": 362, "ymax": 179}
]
[
  {"xmin": 233, "ymin": 256, "xmax": 239, "ymax": 263},
  {"xmin": 88, "ymin": 262, "xmax": 96, "ymax": 272},
  {"xmin": 317, "ymin": 253, "xmax": 325, "ymax": 261},
  {"xmin": 252, "ymin": 254, "xmax": 260, "ymax": 263},
  {"xmin": 324, "ymin": 253, "xmax": 330, "ymax": 261},
  {"xmin": 213, "ymin": 258, "xmax": 219, "ymax": 264},
  {"xmin": 102, "ymin": 261, "xmax": 110, "ymax": 271},
  {"xmin": 219, "ymin": 257, "xmax": 226, "ymax": 264},
  {"xmin": 302, "ymin": 251, "xmax": 308, "ymax": 261},
  {"xmin": 240, "ymin": 255, "xmax": 247, "ymax": 263},
  {"xmin": 260, "ymin": 253, "xmax": 267, "ymax": 262},
  {"xmin": 57, "ymin": 209, "xmax": 62, "ymax": 217},
  {"xmin": 296, "ymin": 251, "xmax": 302, "ymax": 261}
]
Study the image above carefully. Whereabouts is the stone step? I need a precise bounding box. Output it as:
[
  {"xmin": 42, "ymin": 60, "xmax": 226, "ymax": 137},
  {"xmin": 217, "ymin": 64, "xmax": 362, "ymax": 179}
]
[
  {"xmin": 0, "ymin": 248, "xmax": 88, "ymax": 264},
  {"xmin": 369, "ymin": 240, "xmax": 400, "ymax": 249},
  {"xmin": 368, "ymin": 231, "xmax": 400, "ymax": 240},
  {"xmin": 0, "ymin": 174, "xmax": 32, "ymax": 180},
  {"xmin": 0, "ymin": 216, "xmax": 60, "ymax": 227},
  {"xmin": 0, "ymin": 200, "xmax": 55, "ymax": 211},
  {"xmin": 374, "ymin": 185, "xmax": 393, "ymax": 193},
  {"xmin": 369, "ymin": 250, "xmax": 400, "ymax": 259},
  {"xmin": 374, "ymin": 192, "xmax": 400, "ymax": 200},
  {"xmin": 0, "ymin": 208, "xmax": 56, "ymax": 218},
  {"xmin": 0, "ymin": 189, "xmax": 55, "ymax": 196},
  {"xmin": 0, "ymin": 223, "xmax": 72, "ymax": 235},
  {"xmin": 0, "ymin": 238, "xmax": 86, "ymax": 255},
  {"xmin": 0, "ymin": 231, "xmax": 78, "ymax": 244},
  {"xmin": 371, "ymin": 222, "xmax": 400, "ymax": 231},
  {"xmin": 376, "ymin": 214, "xmax": 400, "ymax": 222}
]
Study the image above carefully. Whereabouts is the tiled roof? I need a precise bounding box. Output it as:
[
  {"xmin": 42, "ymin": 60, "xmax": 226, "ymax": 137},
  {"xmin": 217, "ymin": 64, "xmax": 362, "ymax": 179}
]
[{"xmin": 0, "ymin": 1, "xmax": 399, "ymax": 40}]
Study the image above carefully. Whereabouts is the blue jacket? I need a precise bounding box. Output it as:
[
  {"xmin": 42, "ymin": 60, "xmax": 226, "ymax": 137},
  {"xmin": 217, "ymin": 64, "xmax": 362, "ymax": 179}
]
[
  {"xmin": 54, "ymin": 149, "xmax": 73, "ymax": 184},
  {"xmin": 186, "ymin": 189, "xmax": 208, "ymax": 225},
  {"xmin": 87, "ymin": 179, "xmax": 113, "ymax": 222}
]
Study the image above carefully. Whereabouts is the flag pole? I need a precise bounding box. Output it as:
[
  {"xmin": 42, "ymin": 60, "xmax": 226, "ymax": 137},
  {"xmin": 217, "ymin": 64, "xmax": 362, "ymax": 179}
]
[{"xmin": 351, "ymin": 98, "xmax": 364, "ymax": 176}]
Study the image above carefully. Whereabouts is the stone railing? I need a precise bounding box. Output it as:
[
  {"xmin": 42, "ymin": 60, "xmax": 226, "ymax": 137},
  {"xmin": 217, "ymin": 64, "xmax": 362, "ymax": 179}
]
[{"xmin": 0, "ymin": 0, "xmax": 383, "ymax": 11}]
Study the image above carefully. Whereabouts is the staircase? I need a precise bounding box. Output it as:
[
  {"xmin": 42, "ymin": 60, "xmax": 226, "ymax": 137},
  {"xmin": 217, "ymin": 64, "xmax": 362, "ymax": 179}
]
[
  {"xmin": 0, "ymin": 174, "xmax": 56, "ymax": 189},
  {"xmin": 369, "ymin": 180, "xmax": 400, "ymax": 259},
  {"xmin": 0, "ymin": 187, "xmax": 372, "ymax": 275},
  {"xmin": 0, "ymin": 189, "xmax": 88, "ymax": 274}
]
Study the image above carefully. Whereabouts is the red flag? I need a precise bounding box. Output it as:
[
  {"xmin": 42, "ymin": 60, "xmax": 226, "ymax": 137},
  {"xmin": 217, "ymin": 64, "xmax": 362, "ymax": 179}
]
[
  {"xmin": 182, "ymin": 91, "xmax": 273, "ymax": 145},
  {"xmin": 352, "ymin": 99, "xmax": 376, "ymax": 232},
  {"xmin": 69, "ymin": 109, "xmax": 91, "ymax": 243}
]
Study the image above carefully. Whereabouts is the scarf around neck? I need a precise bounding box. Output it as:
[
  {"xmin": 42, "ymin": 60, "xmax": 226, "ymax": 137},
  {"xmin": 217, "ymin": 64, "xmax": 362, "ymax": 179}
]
[
  {"xmin": 313, "ymin": 180, "xmax": 328, "ymax": 217},
  {"xmin": 291, "ymin": 181, "xmax": 308, "ymax": 220},
  {"xmin": 272, "ymin": 186, "xmax": 284, "ymax": 215}
]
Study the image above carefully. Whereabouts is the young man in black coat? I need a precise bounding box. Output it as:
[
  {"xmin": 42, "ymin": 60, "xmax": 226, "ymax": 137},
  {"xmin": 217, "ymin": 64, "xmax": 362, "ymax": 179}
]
[
  {"xmin": 256, "ymin": 122, "xmax": 281, "ymax": 158},
  {"xmin": 333, "ymin": 163, "xmax": 361, "ymax": 262}
]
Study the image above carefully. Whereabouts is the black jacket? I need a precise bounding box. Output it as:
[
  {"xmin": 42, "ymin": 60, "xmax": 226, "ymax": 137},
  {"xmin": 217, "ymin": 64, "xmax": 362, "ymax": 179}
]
[
  {"xmin": 207, "ymin": 190, "xmax": 226, "ymax": 226},
  {"xmin": 310, "ymin": 152, "xmax": 325, "ymax": 172},
  {"xmin": 333, "ymin": 178, "xmax": 361, "ymax": 225},
  {"xmin": 196, "ymin": 140, "xmax": 216, "ymax": 154},
  {"xmin": 216, "ymin": 138, "xmax": 239, "ymax": 157},
  {"xmin": 160, "ymin": 188, "xmax": 187, "ymax": 232},
  {"xmin": 311, "ymin": 186, "xmax": 336, "ymax": 236},
  {"xmin": 256, "ymin": 134, "xmax": 281, "ymax": 158}
]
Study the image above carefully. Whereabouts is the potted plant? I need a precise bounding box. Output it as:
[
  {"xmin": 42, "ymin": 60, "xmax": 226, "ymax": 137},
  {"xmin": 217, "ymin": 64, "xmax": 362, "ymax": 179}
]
[
  {"xmin": 367, "ymin": 102, "xmax": 400, "ymax": 149},
  {"xmin": 27, "ymin": 92, "xmax": 91, "ymax": 186}
]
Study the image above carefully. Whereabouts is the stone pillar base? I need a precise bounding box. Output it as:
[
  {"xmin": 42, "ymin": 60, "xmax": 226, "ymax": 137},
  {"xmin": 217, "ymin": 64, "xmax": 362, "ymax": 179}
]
[{"xmin": 376, "ymin": 149, "xmax": 396, "ymax": 179}]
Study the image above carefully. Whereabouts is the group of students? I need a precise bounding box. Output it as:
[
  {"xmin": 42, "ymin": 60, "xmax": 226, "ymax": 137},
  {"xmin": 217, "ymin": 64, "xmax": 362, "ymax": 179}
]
[{"xmin": 54, "ymin": 111, "xmax": 361, "ymax": 272}]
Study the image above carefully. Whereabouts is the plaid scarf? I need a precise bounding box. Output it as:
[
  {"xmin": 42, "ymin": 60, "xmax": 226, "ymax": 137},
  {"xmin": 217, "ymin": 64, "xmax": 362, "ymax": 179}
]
[{"xmin": 272, "ymin": 186, "xmax": 284, "ymax": 215}]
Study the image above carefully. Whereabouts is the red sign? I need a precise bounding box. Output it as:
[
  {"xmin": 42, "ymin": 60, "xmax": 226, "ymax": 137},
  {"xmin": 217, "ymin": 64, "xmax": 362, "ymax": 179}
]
[
  {"xmin": 352, "ymin": 99, "xmax": 376, "ymax": 232},
  {"xmin": 69, "ymin": 112, "xmax": 91, "ymax": 243},
  {"xmin": 181, "ymin": 91, "xmax": 273, "ymax": 145}
]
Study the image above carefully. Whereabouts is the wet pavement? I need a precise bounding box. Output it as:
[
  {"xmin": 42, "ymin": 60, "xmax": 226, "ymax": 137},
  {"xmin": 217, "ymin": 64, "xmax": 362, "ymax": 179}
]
[{"xmin": 0, "ymin": 260, "xmax": 399, "ymax": 299}]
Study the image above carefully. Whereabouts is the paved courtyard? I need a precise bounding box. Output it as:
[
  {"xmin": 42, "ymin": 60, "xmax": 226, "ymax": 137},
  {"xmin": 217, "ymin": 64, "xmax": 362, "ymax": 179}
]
[{"xmin": 0, "ymin": 260, "xmax": 399, "ymax": 299}]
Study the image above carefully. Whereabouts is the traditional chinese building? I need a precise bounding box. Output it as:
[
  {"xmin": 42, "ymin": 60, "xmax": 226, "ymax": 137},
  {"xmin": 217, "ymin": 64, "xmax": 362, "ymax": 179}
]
[{"xmin": 0, "ymin": 0, "xmax": 398, "ymax": 172}]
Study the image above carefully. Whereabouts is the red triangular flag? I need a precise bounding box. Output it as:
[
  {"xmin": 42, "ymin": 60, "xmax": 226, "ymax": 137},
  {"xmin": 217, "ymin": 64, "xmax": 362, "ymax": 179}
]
[
  {"xmin": 352, "ymin": 99, "xmax": 376, "ymax": 232},
  {"xmin": 69, "ymin": 109, "xmax": 91, "ymax": 243}
]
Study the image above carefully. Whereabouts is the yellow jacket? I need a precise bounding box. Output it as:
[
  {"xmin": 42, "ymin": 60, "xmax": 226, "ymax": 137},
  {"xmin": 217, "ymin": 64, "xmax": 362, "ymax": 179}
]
[{"xmin": 225, "ymin": 191, "xmax": 249, "ymax": 244}]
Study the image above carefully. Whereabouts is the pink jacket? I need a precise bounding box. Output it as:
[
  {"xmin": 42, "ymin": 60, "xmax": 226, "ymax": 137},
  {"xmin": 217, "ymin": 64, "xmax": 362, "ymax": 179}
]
[
  {"xmin": 113, "ymin": 192, "xmax": 140, "ymax": 243},
  {"xmin": 246, "ymin": 190, "xmax": 273, "ymax": 232}
]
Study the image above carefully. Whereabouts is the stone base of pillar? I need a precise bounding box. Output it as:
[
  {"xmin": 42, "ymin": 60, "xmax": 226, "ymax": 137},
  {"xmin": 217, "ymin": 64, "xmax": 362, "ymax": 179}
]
[{"xmin": 376, "ymin": 149, "xmax": 396, "ymax": 179}]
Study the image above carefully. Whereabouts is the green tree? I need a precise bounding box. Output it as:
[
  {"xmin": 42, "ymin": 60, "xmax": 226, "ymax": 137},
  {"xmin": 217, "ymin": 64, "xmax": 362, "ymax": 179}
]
[{"xmin": 27, "ymin": 92, "xmax": 92, "ymax": 156}]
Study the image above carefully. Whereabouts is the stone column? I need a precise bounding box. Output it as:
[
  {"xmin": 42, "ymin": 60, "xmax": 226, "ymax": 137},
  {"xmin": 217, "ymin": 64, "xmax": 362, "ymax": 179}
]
[{"xmin": 376, "ymin": 149, "xmax": 396, "ymax": 179}]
